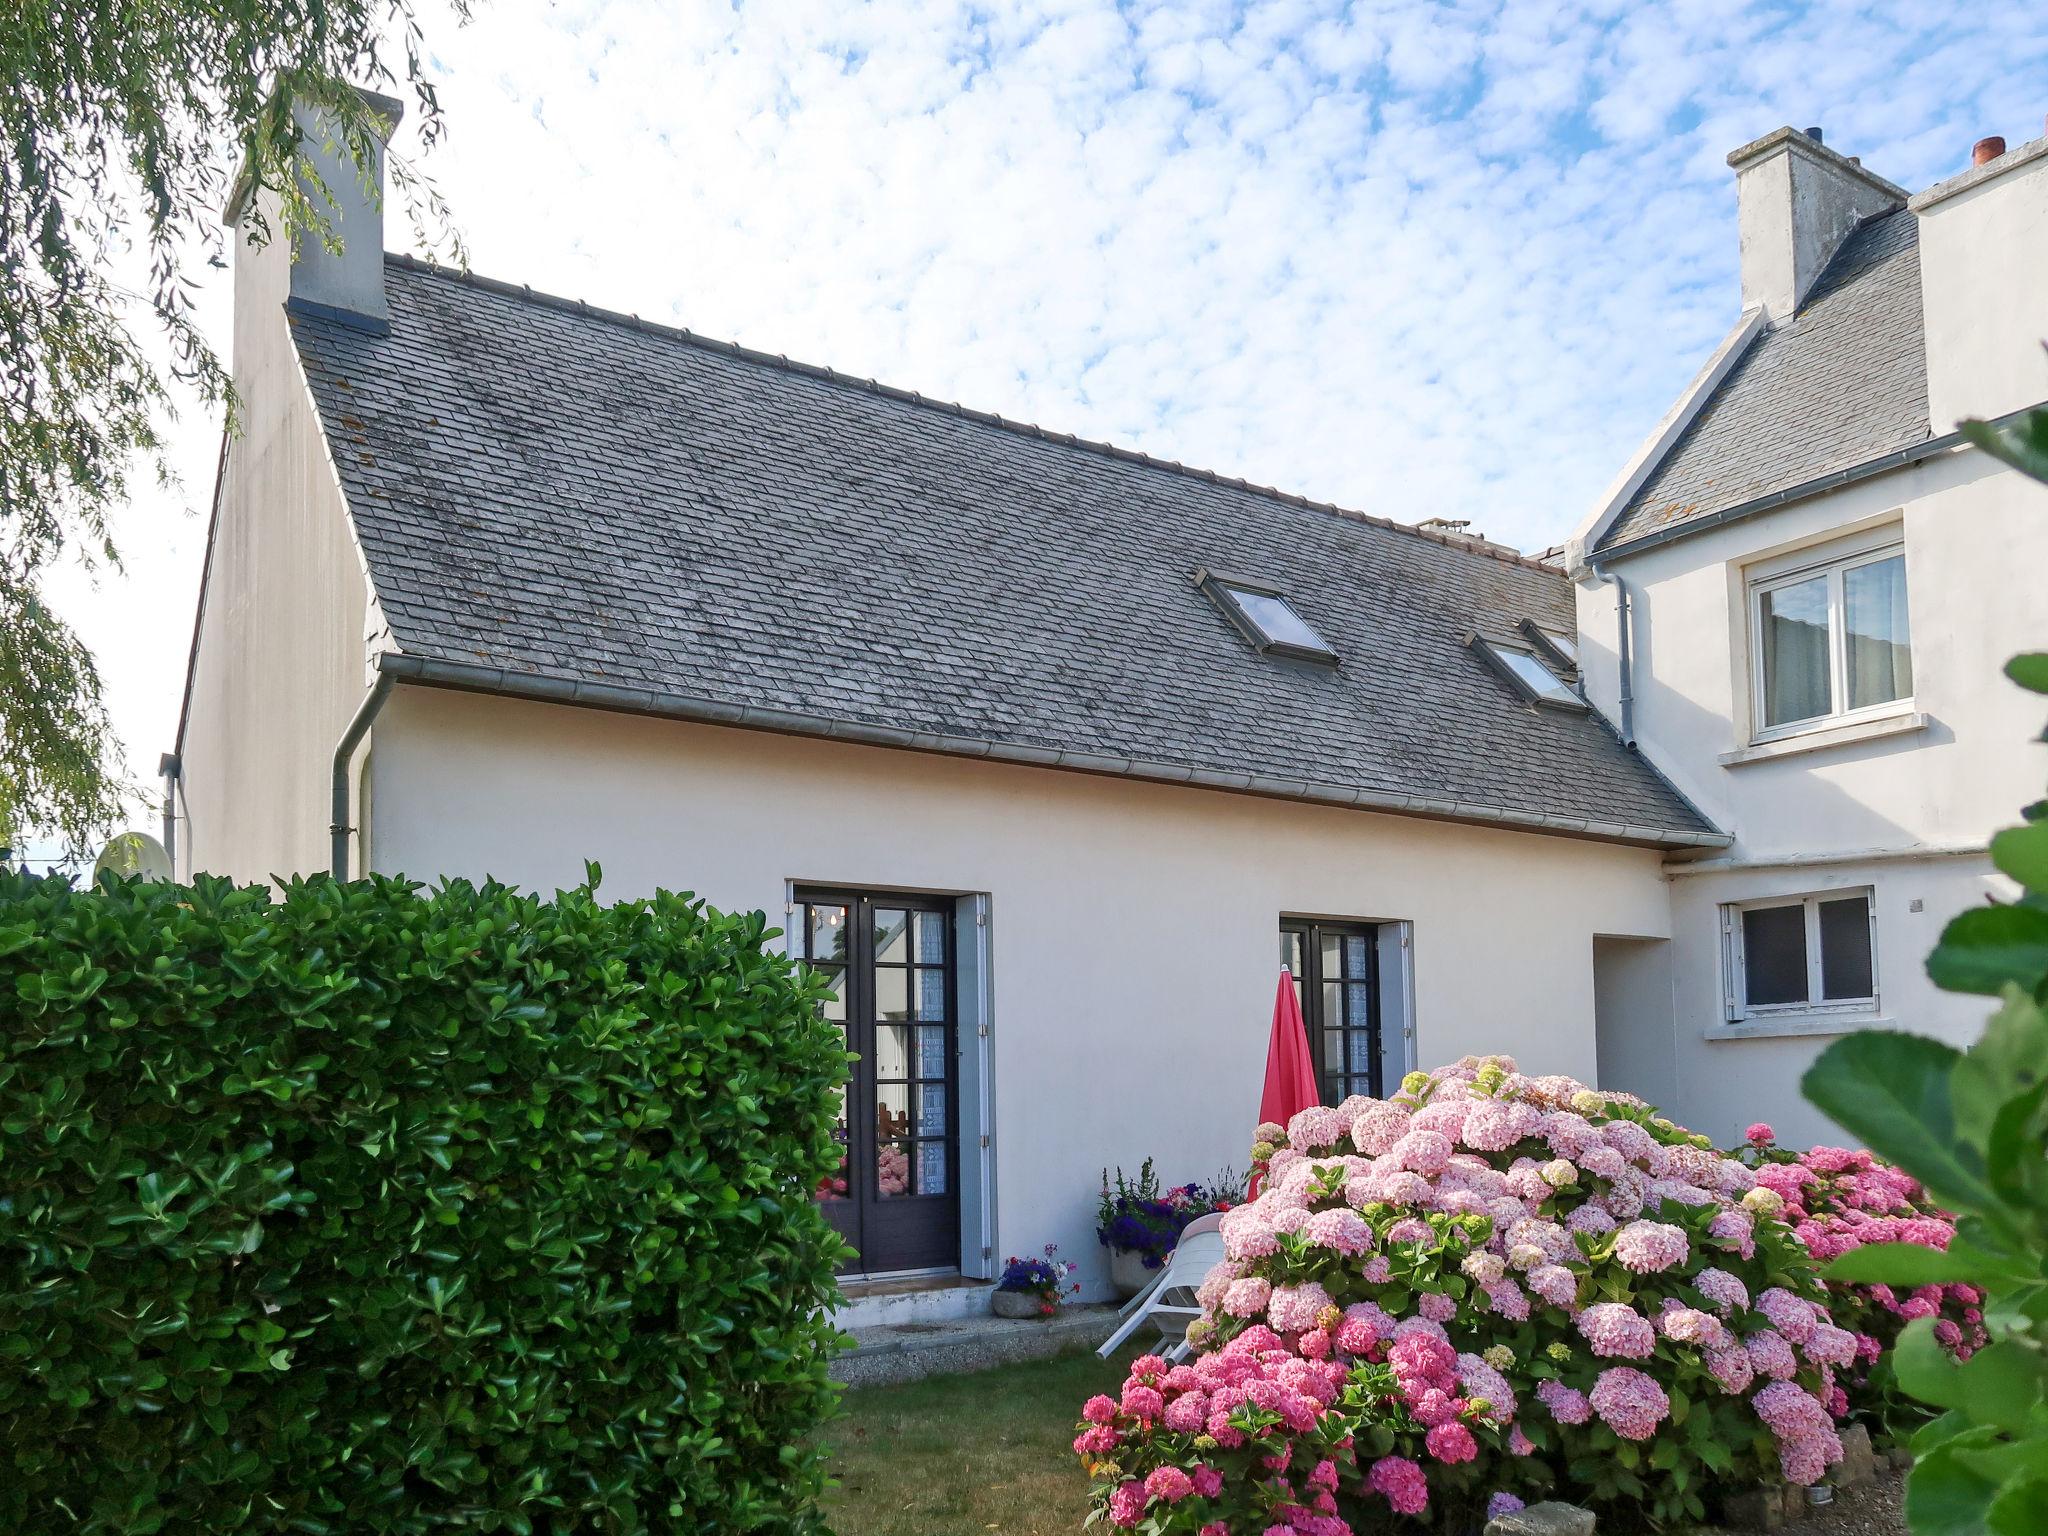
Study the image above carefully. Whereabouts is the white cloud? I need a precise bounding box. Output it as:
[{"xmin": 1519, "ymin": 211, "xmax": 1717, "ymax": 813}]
[{"xmin": 35, "ymin": 0, "xmax": 2048, "ymax": 850}]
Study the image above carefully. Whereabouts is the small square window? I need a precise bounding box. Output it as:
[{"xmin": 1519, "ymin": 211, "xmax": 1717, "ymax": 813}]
[
  {"xmin": 1723, "ymin": 890, "xmax": 1877, "ymax": 1020},
  {"xmin": 1472, "ymin": 636, "xmax": 1584, "ymax": 709},
  {"xmin": 1197, "ymin": 571, "xmax": 1337, "ymax": 663}
]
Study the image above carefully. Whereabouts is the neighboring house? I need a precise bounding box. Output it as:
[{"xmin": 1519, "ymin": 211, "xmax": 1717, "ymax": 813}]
[
  {"xmin": 1566, "ymin": 126, "xmax": 2048, "ymax": 1146},
  {"xmin": 169, "ymin": 93, "xmax": 1724, "ymax": 1294}
]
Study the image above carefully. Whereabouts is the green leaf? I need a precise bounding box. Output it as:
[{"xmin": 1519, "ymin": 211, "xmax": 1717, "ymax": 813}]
[
  {"xmin": 2007, "ymin": 653, "xmax": 2048, "ymax": 696},
  {"xmin": 1993, "ymin": 824, "xmax": 2048, "ymax": 891},
  {"xmin": 1801, "ymin": 1032, "xmax": 1998, "ymax": 1217},
  {"xmin": 1909, "ymin": 1440, "xmax": 2007, "ymax": 1536},
  {"xmin": 1824, "ymin": 1242, "xmax": 1980, "ymax": 1286},
  {"xmin": 1928, "ymin": 906, "xmax": 2048, "ymax": 997},
  {"xmin": 1963, "ymin": 405, "xmax": 2048, "ymax": 485},
  {"xmin": 1986, "ymin": 1474, "xmax": 2048, "ymax": 1536},
  {"xmin": 1955, "ymin": 1341, "xmax": 2048, "ymax": 1434},
  {"xmin": 1896, "ymin": 1316, "xmax": 1967, "ymax": 1410}
]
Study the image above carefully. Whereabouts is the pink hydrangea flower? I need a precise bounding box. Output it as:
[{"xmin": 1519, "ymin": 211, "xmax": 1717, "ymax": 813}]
[
  {"xmin": 1073, "ymin": 1425, "xmax": 1118, "ymax": 1454},
  {"xmin": 1353, "ymin": 1102, "xmax": 1413, "ymax": 1155},
  {"xmin": 1191, "ymin": 1466, "xmax": 1224, "ymax": 1498},
  {"xmin": 1576, "ymin": 1302, "xmax": 1655, "ymax": 1359},
  {"xmin": 1418, "ymin": 1290, "xmax": 1457, "ymax": 1323},
  {"xmin": 1391, "ymin": 1129, "xmax": 1453, "ymax": 1176},
  {"xmin": 1222, "ymin": 1277, "xmax": 1272, "ymax": 1318},
  {"xmin": 1107, "ymin": 1481, "xmax": 1145, "ymax": 1527},
  {"xmin": 1613, "ymin": 1220, "xmax": 1689, "ymax": 1274},
  {"xmin": 1367, "ymin": 1455, "xmax": 1430, "ymax": 1515},
  {"xmin": 1590, "ymin": 1366, "xmax": 1671, "ymax": 1440},
  {"xmin": 1746, "ymin": 1330, "xmax": 1798, "ymax": 1381},
  {"xmin": 1144, "ymin": 1466, "xmax": 1194, "ymax": 1503},
  {"xmin": 1288, "ymin": 1105, "xmax": 1346, "ymax": 1152},
  {"xmin": 1745, "ymin": 1122, "xmax": 1775, "ymax": 1145},
  {"xmin": 1705, "ymin": 1343, "xmax": 1755, "ymax": 1395},
  {"xmin": 1757, "ymin": 1287, "xmax": 1819, "ymax": 1344},
  {"xmin": 1528, "ymin": 1264, "xmax": 1578, "ymax": 1308},
  {"xmin": 1536, "ymin": 1379, "xmax": 1593, "ymax": 1425},
  {"xmin": 1305, "ymin": 1207, "xmax": 1374, "ymax": 1256},
  {"xmin": 1081, "ymin": 1394, "xmax": 1116, "ymax": 1425},
  {"xmin": 1426, "ymin": 1422, "xmax": 1478, "ymax": 1463},
  {"xmin": 1693, "ymin": 1267, "xmax": 1749, "ymax": 1315},
  {"xmin": 1267, "ymin": 1282, "xmax": 1335, "ymax": 1334}
]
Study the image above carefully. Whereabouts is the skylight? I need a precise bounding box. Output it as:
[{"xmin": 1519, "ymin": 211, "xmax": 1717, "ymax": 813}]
[
  {"xmin": 1475, "ymin": 637, "xmax": 1585, "ymax": 709},
  {"xmin": 1197, "ymin": 571, "xmax": 1338, "ymax": 663},
  {"xmin": 1534, "ymin": 627, "xmax": 1578, "ymax": 667}
]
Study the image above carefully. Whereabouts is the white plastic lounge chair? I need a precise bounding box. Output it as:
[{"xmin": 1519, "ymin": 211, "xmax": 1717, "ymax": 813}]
[{"xmin": 1097, "ymin": 1212, "xmax": 1227, "ymax": 1361}]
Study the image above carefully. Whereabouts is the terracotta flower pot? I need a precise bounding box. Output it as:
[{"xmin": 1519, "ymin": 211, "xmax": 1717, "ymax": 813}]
[
  {"xmin": 991, "ymin": 1287, "xmax": 1047, "ymax": 1319},
  {"xmin": 1109, "ymin": 1245, "xmax": 1162, "ymax": 1299}
]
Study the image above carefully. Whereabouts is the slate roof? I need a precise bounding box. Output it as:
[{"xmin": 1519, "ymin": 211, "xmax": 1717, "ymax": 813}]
[
  {"xmin": 289, "ymin": 256, "xmax": 1719, "ymax": 846},
  {"xmin": 1597, "ymin": 208, "xmax": 1930, "ymax": 551}
]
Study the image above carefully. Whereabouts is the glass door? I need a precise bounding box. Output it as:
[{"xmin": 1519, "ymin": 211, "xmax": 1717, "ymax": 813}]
[
  {"xmin": 1279, "ymin": 918, "xmax": 1383, "ymax": 1102},
  {"xmin": 799, "ymin": 891, "xmax": 959, "ymax": 1275}
]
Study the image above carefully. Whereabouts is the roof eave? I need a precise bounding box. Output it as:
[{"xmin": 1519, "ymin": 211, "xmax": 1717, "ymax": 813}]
[{"xmin": 371, "ymin": 651, "xmax": 1731, "ymax": 852}]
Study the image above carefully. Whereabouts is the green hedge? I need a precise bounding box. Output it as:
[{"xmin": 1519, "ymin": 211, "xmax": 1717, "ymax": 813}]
[{"xmin": 0, "ymin": 869, "xmax": 850, "ymax": 1534}]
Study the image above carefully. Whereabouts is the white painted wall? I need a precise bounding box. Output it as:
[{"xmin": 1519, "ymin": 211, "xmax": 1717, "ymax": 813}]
[
  {"xmin": 1914, "ymin": 137, "xmax": 2048, "ymax": 430},
  {"xmin": 364, "ymin": 685, "xmax": 1674, "ymax": 1295},
  {"xmin": 175, "ymin": 175, "xmax": 380, "ymax": 885},
  {"xmin": 1571, "ymin": 240, "xmax": 2048, "ymax": 1144}
]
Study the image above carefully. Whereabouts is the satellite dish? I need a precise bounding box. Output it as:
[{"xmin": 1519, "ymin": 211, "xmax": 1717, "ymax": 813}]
[{"xmin": 94, "ymin": 831, "xmax": 173, "ymax": 883}]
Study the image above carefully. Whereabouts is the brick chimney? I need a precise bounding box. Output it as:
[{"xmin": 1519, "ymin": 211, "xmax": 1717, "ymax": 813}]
[
  {"xmin": 224, "ymin": 86, "xmax": 404, "ymax": 331},
  {"xmin": 1727, "ymin": 127, "xmax": 1906, "ymax": 322}
]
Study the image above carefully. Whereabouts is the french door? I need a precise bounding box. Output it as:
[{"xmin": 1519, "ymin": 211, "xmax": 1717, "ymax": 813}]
[
  {"xmin": 798, "ymin": 891, "xmax": 960, "ymax": 1275},
  {"xmin": 1280, "ymin": 919, "xmax": 1383, "ymax": 1102}
]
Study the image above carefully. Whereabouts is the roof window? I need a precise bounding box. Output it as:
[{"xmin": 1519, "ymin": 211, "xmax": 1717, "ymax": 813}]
[
  {"xmin": 1472, "ymin": 635, "xmax": 1585, "ymax": 710},
  {"xmin": 1524, "ymin": 622, "xmax": 1578, "ymax": 670},
  {"xmin": 1197, "ymin": 570, "xmax": 1337, "ymax": 664}
]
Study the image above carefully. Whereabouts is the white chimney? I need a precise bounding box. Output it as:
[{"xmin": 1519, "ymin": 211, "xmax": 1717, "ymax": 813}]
[
  {"xmin": 224, "ymin": 86, "xmax": 404, "ymax": 330},
  {"xmin": 1727, "ymin": 126, "xmax": 1905, "ymax": 322}
]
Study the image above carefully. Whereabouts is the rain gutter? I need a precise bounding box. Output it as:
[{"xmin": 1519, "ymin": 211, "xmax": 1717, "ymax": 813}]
[{"xmin": 368, "ymin": 651, "xmax": 1732, "ymax": 852}]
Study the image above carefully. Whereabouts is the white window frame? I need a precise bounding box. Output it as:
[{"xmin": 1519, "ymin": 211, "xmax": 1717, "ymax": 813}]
[
  {"xmin": 1720, "ymin": 889, "xmax": 1879, "ymax": 1022},
  {"xmin": 1747, "ymin": 535, "xmax": 1912, "ymax": 743}
]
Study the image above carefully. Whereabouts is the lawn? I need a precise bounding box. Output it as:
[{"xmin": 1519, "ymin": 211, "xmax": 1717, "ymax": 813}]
[{"xmin": 823, "ymin": 1343, "xmax": 1141, "ymax": 1536}]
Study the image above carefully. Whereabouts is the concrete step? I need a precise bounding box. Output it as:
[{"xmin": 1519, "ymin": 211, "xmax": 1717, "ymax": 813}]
[
  {"xmin": 832, "ymin": 1273, "xmax": 992, "ymax": 1331},
  {"xmin": 832, "ymin": 1302, "xmax": 1121, "ymax": 1388}
]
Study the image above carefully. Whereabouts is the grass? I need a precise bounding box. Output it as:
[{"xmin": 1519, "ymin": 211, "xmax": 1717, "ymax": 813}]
[{"xmin": 822, "ymin": 1343, "xmax": 1141, "ymax": 1536}]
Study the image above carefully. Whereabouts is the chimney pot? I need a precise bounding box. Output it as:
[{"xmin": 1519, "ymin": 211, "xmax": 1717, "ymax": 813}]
[
  {"xmin": 1803, "ymin": 126, "xmax": 1823, "ymax": 143},
  {"xmin": 1973, "ymin": 136, "xmax": 2007, "ymax": 167}
]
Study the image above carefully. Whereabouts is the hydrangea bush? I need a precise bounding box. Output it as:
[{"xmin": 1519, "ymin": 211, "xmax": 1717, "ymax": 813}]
[
  {"xmin": 1075, "ymin": 1058, "xmax": 1850, "ymax": 1532},
  {"xmin": 1737, "ymin": 1124, "xmax": 1986, "ymax": 1436}
]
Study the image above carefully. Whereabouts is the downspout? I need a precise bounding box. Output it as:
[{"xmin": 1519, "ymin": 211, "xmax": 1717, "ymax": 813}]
[
  {"xmin": 1585, "ymin": 562, "xmax": 1635, "ymax": 748},
  {"xmin": 156, "ymin": 753, "xmax": 181, "ymax": 875},
  {"xmin": 330, "ymin": 670, "xmax": 394, "ymax": 877}
]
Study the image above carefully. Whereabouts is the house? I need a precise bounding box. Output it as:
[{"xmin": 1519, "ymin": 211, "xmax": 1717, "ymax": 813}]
[
  {"xmin": 168, "ymin": 91, "xmax": 1725, "ymax": 1294},
  {"xmin": 1566, "ymin": 124, "xmax": 2048, "ymax": 1146}
]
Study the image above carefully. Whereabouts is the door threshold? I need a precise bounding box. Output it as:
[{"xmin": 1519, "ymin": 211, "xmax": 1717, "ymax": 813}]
[{"xmin": 839, "ymin": 1269, "xmax": 976, "ymax": 1299}]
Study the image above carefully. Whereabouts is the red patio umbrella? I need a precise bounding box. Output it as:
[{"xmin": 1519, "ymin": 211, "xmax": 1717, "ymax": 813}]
[{"xmin": 1250, "ymin": 968, "xmax": 1321, "ymax": 1196}]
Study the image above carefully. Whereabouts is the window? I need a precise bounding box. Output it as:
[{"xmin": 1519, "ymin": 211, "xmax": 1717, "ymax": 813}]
[
  {"xmin": 1472, "ymin": 636, "xmax": 1585, "ymax": 710},
  {"xmin": 1722, "ymin": 890, "xmax": 1876, "ymax": 1020},
  {"xmin": 1750, "ymin": 540, "xmax": 1912, "ymax": 736},
  {"xmin": 1520, "ymin": 620, "xmax": 1579, "ymax": 671},
  {"xmin": 1197, "ymin": 570, "xmax": 1338, "ymax": 663},
  {"xmin": 1280, "ymin": 919, "xmax": 1382, "ymax": 1101}
]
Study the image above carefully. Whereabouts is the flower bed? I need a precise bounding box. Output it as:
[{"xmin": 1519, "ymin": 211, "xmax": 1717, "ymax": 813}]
[
  {"xmin": 1737, "ymin": 1124, "xmax": 1986, "ymax": 1437},
  {"xmin": 1099, "ymin": 1160, "xmax": 1243, "ymax": 1271},
  {"xmin": 1074, "ymin": 1058, "xmax": 1852, "ymax": 1532}
]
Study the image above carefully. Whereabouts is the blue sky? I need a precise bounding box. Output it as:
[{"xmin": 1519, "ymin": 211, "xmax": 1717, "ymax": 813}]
[{"xmin": 37, "ymin": 0, "xmax": 2048, "ymax": 854}]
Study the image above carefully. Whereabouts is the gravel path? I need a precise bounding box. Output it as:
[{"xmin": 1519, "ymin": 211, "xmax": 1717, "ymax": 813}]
[{"xmin": 1771, "ymin": 1469, "xmax": 1907, "ymax": 1536}]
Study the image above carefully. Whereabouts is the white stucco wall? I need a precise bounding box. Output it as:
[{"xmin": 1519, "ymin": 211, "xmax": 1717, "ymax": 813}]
[
  {"xmin": 175, "ymin": 183, "xmax": 379, "ymax": 886},
  {"xmin": 363, "ymin": 684, "xmax": 1675, "ymax": 1293},
  {"xmin": 1572, "ymin": 441, "xmax": 2046, "ymax": 1144},
  {"xmin": 1915, "ymin": 137, "xmax": 2048, "ymax": 430}
]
